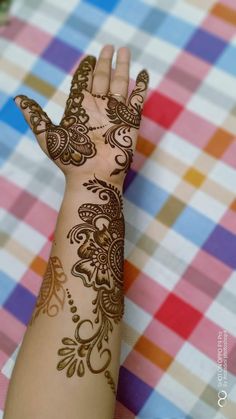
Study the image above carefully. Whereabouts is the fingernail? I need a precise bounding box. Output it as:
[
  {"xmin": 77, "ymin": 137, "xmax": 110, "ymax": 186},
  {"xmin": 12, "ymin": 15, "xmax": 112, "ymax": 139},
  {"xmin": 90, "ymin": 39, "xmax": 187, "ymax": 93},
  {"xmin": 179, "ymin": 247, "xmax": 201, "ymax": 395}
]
[{"xmin": 103, "ymin": 44, "xmax": 114, "ymax": 52}]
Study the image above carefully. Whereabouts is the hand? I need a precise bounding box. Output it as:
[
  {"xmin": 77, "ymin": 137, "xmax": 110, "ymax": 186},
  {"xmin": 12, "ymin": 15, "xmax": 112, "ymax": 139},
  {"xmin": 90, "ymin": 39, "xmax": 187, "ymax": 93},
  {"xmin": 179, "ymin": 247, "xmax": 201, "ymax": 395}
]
[{"xmin": 14, "ymin": 45, "xmax": 149, "ymax": 186}]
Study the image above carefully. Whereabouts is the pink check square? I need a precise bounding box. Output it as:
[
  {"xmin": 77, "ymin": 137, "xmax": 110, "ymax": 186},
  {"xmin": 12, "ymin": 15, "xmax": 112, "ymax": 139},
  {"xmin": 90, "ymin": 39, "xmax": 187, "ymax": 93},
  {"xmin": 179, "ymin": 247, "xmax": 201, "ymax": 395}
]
[
  {"xmin": 16, "ymin": 23, "xmax": 52, "ymax": 55},
  {"xmin": 172, "ymin": 108, "xmax": 216, "ymax": 148},
  {"xmin": 144, "ymin": 318, "xmax": 184, "ymax": 358},
  {"xmin": 124, "ymin": 349, "xmax": 163, "ymax": 388},
  {"xmin": 126, "ymin": 273, "xmax": 168, "ymax": 315},
  {"xmin": 0, "ymin": 178, "xmax": 22, "ymax": 211},
  {"xmin": 202, "ymin": 14, "xmax": 236, "ymax": 41},
  {"xmin": 24, "ymin": 201, "xmax": 57, "ymax": 237}
]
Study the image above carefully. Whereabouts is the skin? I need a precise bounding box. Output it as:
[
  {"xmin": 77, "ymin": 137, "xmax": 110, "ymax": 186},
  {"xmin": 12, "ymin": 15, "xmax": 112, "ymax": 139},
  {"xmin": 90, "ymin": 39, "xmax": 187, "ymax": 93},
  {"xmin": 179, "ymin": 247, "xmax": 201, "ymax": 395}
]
[{"xmin": 4, "ymin": 45, "xmax": 148, "ymax": 419}]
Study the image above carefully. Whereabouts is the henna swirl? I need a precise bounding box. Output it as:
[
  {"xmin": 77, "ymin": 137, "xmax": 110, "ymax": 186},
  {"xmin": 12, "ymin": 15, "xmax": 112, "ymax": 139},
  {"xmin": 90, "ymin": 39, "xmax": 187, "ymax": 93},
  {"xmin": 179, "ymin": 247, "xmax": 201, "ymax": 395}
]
[
  {"xmin": 57, "ymin": 177, "xmax": 124, "ymax": 393},
  {"xmin": 103, "ymin": 70, "xmax": 149, "ymax": 175}
]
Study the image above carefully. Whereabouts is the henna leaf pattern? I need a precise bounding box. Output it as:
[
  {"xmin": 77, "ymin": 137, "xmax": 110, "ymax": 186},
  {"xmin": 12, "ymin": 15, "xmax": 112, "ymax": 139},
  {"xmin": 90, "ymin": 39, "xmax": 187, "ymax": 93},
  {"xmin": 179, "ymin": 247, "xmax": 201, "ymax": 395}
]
[{"xmin": 30, "ymin": 256, "xmax": 67, "ymax": 323}]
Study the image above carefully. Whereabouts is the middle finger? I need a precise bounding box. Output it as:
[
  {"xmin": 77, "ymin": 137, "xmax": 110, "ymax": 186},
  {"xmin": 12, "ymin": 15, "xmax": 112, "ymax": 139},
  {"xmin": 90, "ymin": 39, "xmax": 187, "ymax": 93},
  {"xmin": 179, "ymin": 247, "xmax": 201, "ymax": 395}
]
[{"xmin": 92, "ymin": 45, "xmax": 114, "ymax": 96}]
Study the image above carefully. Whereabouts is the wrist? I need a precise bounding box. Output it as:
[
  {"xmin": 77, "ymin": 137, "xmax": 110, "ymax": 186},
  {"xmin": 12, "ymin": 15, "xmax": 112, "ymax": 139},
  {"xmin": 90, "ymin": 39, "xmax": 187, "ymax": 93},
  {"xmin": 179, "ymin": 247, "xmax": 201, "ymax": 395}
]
[{"xmin": 64, "ymin": 173, "xmax": 124, "ymax": 195}]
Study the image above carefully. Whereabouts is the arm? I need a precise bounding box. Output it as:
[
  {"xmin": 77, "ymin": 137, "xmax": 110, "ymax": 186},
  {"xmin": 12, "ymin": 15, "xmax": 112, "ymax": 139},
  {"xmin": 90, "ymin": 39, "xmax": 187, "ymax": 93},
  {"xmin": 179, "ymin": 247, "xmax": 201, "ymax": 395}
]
[{"xmin": 4, "ymin": 45, "xmax": 148, "ymax": 419}]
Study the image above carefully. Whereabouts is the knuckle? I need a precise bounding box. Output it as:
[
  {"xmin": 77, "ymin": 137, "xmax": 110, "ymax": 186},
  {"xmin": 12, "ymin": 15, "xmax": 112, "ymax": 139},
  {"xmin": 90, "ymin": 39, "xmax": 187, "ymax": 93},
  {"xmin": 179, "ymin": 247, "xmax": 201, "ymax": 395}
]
[
  {"xmin": 113, "ymin": 74, "xmax": 129, "ymax": 83},
  {"xmin": 117, "ymin": 61, "xmax": 129, "ymax": 67},
  {"xmin": 94, "ymin": 70, "xmax": 108, "ymax": 79}
]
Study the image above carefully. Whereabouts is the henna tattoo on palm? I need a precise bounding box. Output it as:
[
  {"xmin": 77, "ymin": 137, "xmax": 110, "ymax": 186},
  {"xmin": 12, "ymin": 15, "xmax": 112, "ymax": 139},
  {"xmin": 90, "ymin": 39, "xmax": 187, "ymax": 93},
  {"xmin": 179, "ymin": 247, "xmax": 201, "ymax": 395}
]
[
  {"xmin": 57, "ymin": 177, "xmax": 124, "ymax": 393},
  {"xmin": 17, "ymin": 56, "xmax": 98, "ymax": 166},
  {"xmin": 16, "ymin": 55, "xmax": 148, "ymax": 176},
  {"xmin": 30, "ymin": 256, "xmax": 67, "ymax": 324},
  {"xmin": 104, "ymin": 70, "xmax": 149, "ymax": 175}
]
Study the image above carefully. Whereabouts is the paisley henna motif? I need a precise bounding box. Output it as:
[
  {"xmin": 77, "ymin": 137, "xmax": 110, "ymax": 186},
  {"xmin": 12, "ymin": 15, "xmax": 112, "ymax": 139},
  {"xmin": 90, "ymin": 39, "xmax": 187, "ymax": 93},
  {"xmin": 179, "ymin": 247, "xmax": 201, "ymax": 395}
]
[
  {"xmin": 57, "ymin": 177, "xmax": 124, "ymax": 393},
  {"xmin": 103, "ymin": 70, "xmax": 149, "ymax": 175},
  {"xmin": 30, "ymin": 256, "xmax": 67, "ymax": 324}
]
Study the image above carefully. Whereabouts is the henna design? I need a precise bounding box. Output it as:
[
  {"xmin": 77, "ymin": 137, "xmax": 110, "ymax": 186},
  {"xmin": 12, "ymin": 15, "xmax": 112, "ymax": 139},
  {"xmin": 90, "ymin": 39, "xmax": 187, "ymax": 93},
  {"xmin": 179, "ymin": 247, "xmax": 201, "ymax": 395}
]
[
  {"xmin": 17, "ymin": 57, "xmax": 148, "ymax": 176},
  {"xmin": 18, "ymin": 56, "xmax": 98, "ymax": 166},
  {"xmin": 57, "ymin": 177, "xmax": 124, "ymax": 393},
  {"xmin": 30, "ymin": 256, "xmax": 67, "ymax": 324},
  {"xmin": 104, "ymin": 370, "xmax": 116, "ymax": 394},
  {"xmin": 103, "ymin": 70, "xmax": 149, "ymax": 175},
  {"xmin": 17, "ymin": 95, "xmax": 52, "ymax": 135}
]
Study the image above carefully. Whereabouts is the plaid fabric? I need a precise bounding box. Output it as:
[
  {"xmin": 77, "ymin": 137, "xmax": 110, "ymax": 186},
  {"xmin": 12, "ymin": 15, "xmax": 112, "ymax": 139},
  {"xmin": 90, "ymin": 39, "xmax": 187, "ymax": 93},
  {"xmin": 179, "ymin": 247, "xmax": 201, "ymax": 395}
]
[{"xmin": 0, "ymin": 0, "xmax": 236, "ymax": 417}]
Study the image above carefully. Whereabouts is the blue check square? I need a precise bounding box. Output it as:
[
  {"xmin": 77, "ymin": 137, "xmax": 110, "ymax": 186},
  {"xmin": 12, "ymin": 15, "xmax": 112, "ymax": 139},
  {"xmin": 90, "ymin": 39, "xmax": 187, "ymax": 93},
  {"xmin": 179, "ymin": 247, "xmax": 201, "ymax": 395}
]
[
  {"xmin": 32, "ymin": 59, "xmax": 65, "ymax": 88},
  {"xmin": 0, "ymin": 271, "xmax": 16, "ymax": 305},
  {"xmin": 173, "ymin": 206, "xmax": 216, "ymax": 246},
  {"xmin": 140, "ymin": 389, "xmax": 189, "ymax": 418},
  {"xmin": 217, "ymin": 44, "xmax": 236, "ymax": 76},
  {"xmin": 125, "ymin": 174, "xmax": 169, "ymax": 216},
  {"xmin": 157, "ymin": 15, "xmax": 195, "ymax": 48},
  {"xmin": 115, "ymin": 0, "xmax": 150, "ymax": 25},
  {"xmin": 141, "ymin": 8, "xmax": 167, "ymax": 33},
  {"xmin": 0, "ymin": 90, "xmax": 8, "ymax": 108},
  {"xmin": 0, "ymin": 99, "xmax": 28, "ymax": 134},
  {"xmin": 84, "ymin": 0, "xmax": 119, "ymax": 12}
]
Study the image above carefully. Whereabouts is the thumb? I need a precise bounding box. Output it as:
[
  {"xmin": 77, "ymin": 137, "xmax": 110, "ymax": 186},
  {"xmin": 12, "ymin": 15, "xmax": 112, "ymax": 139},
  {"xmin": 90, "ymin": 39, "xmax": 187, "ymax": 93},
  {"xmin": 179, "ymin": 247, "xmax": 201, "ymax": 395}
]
[
  {"xmin": 14, "ymin": 95, "xmax": 54, "ymax": 157},
  {"xmin": 128, "ymin": 69, "xmax": 149, "ymax": 115}
]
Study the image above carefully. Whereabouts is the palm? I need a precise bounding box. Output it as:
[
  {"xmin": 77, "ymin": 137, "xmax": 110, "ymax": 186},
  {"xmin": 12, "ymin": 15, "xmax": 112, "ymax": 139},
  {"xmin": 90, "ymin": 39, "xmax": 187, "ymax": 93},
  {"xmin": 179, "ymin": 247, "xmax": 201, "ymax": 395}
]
[{"xmin": 16, "ymin": 53, "xmax": 148, "ymax": 182}]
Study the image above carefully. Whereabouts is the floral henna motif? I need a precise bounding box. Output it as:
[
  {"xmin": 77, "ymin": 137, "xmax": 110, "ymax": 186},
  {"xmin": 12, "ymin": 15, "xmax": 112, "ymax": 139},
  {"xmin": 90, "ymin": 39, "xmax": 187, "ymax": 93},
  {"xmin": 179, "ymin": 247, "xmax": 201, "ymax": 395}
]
[
  {"xmin": 31, "ymin": 256, "xmax": 67, "ymax": 324},
  {"xmin": 57, "ymin": 177, "xmax": 124, "ymax": 393},
  {"xmin": 103, "ymin": 69, "xmax": 149, "ymax": 176}
]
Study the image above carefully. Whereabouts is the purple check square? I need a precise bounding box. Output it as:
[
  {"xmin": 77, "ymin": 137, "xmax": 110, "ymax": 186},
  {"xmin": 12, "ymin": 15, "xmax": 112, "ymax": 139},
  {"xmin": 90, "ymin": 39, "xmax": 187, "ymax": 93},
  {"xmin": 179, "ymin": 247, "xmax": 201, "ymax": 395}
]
[
  {"xmin": 124, "ymin": 168, "xmax": 137, "ymax": 191},
  {"xmin": 117, "ymin": 366, "xmax": 153, "ymax": 414},
  {"xmin": 43, "ymin": 38, "xmax": 81, "ymax": 72},
  {"xmin": 4, "ymin": 284, "xmax": 35, "ymax": 325},
  {"xmin": 203, "ymin": 225, "xmax": 236, "ymax": 270},
  {"xmin": 186, "ymin": 28, "xmax": 226, "ymax": 64}
]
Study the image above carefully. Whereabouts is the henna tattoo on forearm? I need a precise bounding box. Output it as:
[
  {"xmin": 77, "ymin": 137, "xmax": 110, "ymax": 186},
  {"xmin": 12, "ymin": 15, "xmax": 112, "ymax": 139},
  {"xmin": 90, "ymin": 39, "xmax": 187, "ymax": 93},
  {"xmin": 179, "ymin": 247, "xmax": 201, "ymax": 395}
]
[
  {"xmin": 57, "ymin": 177, "xmax": 124, "ymax": 393},
  {"xmin": 30, "ymin": 256, "xmax": 67, "ymax": 324}
]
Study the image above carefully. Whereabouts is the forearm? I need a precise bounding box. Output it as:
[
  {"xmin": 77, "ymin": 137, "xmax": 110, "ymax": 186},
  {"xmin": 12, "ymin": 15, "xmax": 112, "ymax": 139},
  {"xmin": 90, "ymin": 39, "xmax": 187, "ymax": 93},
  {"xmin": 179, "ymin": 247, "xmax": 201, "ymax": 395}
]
[
  {"xmin": 4, "ymin": 175, "xmax": 124, "ymax": 419},
  {"xmin": 4, "ymin": 44, "xmax": 148, "ymax": 418}
]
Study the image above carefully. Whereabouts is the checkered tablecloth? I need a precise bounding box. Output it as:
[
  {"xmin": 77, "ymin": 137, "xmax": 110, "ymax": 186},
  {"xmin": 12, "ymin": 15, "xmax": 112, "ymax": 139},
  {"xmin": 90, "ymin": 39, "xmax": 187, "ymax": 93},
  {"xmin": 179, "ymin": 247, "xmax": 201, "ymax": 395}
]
[{"xmin": 0, "ymin": 0, "xmax": 236, "ymax": 417}]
